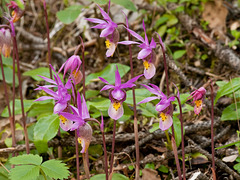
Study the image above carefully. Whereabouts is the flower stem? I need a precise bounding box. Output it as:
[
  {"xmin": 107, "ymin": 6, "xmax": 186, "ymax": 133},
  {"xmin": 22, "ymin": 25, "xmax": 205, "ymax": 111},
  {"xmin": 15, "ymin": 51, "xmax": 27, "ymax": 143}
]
[
  {"xmin": 109, "ymin": 119, "xmax": 116, "ymax": 175},
  {"xmin": 164, "ymin": 130, "xmax": 171, "ymax": 149},
  {"xmin": 210, "ymin": 80, "xmax": 216, "ymax": 179},
  {"xmin": 83, "ymin": 153, "xmax": 90, "ymax": 179},
  {"xmin": 175, "ymin": 95, "xmax": 185, "ymax": 180},
  {"xmin": 11, "ymin": 23, "xmax": 30, "ymax": 154},
  {"xmin": 0, "ymin": 55, "xmax": 16, "ymax": 155},
  {"xmin": 42, "ymin": 0, "xmax": 52, "ymax": 79},
  {"xmin": 127, "ymin": 29, "xmax": 140, "ymax": 180},
  {"xmin": 102, "ymin": 131, "xmax": 108, "ymax": 180}
]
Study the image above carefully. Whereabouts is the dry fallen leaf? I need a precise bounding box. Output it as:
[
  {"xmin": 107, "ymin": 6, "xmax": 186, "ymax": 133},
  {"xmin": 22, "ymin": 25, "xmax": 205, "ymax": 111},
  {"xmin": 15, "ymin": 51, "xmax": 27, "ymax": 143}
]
[
  {"xmin": 142, "ymin": 168, "xmax": 161, "ymax": 180},
  {"xmin": 222, "ymin": 154, "xmax": 238, "ymax": 162}
]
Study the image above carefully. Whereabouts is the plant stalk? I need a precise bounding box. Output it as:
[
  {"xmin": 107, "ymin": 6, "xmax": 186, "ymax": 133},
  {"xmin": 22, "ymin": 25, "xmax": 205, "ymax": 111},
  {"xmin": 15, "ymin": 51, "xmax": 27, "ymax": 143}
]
[
  {"xmin": 102, "ymin": 131, "xmax": 108, "ymax": 180},
  {"xmin": 210, "ymin": 80, "xmax": 216, "ymax": 179},
  {"xmin": 75, "ymin": 130, "xmax": 80, "ymax": 180},
  {"xmin": 109, "ymin": 119, "xmax": 117, "ymax": 174},
  {"xmin": 11, "ymin": 22, "xmax": 30, "ymax": 154},
  {"xmin": 83, "ymin": 153, "xmax": 90, "ymax": 179}
]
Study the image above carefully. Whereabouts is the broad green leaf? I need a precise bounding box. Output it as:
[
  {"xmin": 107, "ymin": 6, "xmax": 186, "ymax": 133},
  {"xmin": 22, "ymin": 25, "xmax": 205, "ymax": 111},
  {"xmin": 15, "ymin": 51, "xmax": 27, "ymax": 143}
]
[
  {"xmin": 169, "ymin": 116, "xmax": 184, "ymax": 147},
  {"xmin": 215, "ymin": 141, "xmax": 240, "ymax": 150},
  {"xmin": 236, "ymin": 157, "xmax": 240, "ymax": 163},
  {"xmin": 0, "ymin": 66, "xmax": 19, "ymax": 86},
  {"xmin": 34, "ymin": 140, "xmax": 48, "ymax": 153},
  {"xmin": 23, "ymin": 67, "xmax": 51, "ymax": 81},
  {"xmin": 125, "ymin": 89, "xmax": 152, "ymax": 105},
  {"xmin": 10, "ymin": 154, "xmax": 42, "ymax": 165},
  {"xmin": 158, "ymin": 165, "xmax": 169, "ymax": 173},
  {"xmin": 85, "ymin": 90, "xmax": 99, "ymax": 99},
  {"xmin": 154, "ymin": 16, "xmax": 168, "ymax": 28},
  {"xmin": 138, "ymin": 103, "xmax": 158, "ymax": 118},
  {"xmin": 173, "ymin": 50, "xmax": 186, "ymax": 60},
  {"xmin": 214, "ymin": 77, "xmax": 240, "ymax": 104},
  {"xmin": 118, "ymin": 102, "xmax": 133, "ymax": 122},
  {"xmin": 163, "ymin": 14, "xmax": 178, "ymax": 26},
  {"xmin": 85, "ymin": 63, "xmax": 130, "ymax": 85},
  {"xmin": 89, "ymin": 0, "xmax": 108, "ymax": 5},
  {"xmin": 234, "ymin": 163, "xmax": 240, "ymax": 174},
  {"xmin": 157, "ymin": 25, "xmax": 167, "ymax": 37},
  {"xmin": 9, "ymin": 165, "xmax": 40, "ymax": 180},
  {"xmin": 41, "ymin": 160, "xmax": 69, "ymax": 180},
  {"xmin": 111, "ymin": 0, "xmax": 137, "ymax": 11},
  {"xmin": 1, "ymin": 55, "xmax": 13, "ymax": 67},
  {"xmin": 28, "ymin": 102, "xmax": 54, "ymax": 117},
  {"xmin": 0, "ymin": 163, "xmax": 10, "ymax": 180},
  {"xmin": 87, "ymin": 97, "xmax": 110, "ymax": 111},
  {"xmin": 34, "ymin": 114, "xmax": 59, "ymax": 141},
  {"xmin": 90, "ymin": 173, "xmax": 129, "ymax": 180},
  {"xmin": 221, "ymin": 102, "xmax": 240, "ymax": 121},
  {"xmin": 144, "ymin": 163, "xmax": 155, "ymax": 170},
  {"xmin": 1, "ymin": 99, "xmax": 34, "ymax": 117},
  {"xmin": 149, "ymin": 123, "xmax": 159, "ymax": 133},
  {"xmin": 88, "ymin": 144, "xmax": 103, "ymax": 157},
  {"xmin": 56, "ymin": 5, "xmax": 83, "ymax": 24}
]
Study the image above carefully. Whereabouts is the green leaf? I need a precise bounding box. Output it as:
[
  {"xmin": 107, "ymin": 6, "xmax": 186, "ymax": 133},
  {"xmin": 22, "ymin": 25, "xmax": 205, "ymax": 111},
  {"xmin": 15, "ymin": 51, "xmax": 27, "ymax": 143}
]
[
  {"xmin": 23, "ymin": 67, "xmax": 51, "ymax": 81},
  {"xmin": 157, "ymin": 25, "xmax": 167, "ymax": 37},
  {"xmin": 87, "ymin": 97, "xmax": 110, "ymax": 111},
  {"xmin": 111, "ymin": 0, "xmax": 137, "ymax": 11},
  {"xmin": 90, "ymin": 173, "xmax": 129, "ymax": 180},
  {"xmin": 0, "ymin": 163, "xmax": 10, "ymax": 180},
  {"xmin": 9, "ymin": 165, "xmax": 40, "ymax": 180},
  {"xmin": 40, "ymin": 160, "xmax": 69, "ymax": 180},
  {"xmin": 34, "ymin": 114, "xmax": 59, "ymax": 141},
  {"xmin": 144, "ymin": 163, "xmax": 155, "ymax": 170},
  {"xmin": 149, "ymin": 123, "xmax": 159, "ymax": 133},
  {"xmin": 1, "ymin": 55, "xmax": 13, "ymax": 67},
  {"xmin": 10, "ymin": 154, "xmax": 42, "ymax": 165},
  {"xmin": 236, "ymin": 157, "xmax": 240, "ymax": 163},
  {"xmin": 234, "ymin": 163, "xmax": 240, "ymax": 174},
  {"xmin": 1, "ymin": 99, "xmax": 34, "ymax": 117},
  {"xmin": 215, "ymin": 141, "xmax": 240, "ymax": 150},
  {"xmin": 154, "ymin": 16, "xmax": 168, "ymax": 28},
  {"xmin": 163, "ymin": 14, "xmax": 178, "ymax": 26},
  {"xmin": 28, "ymin": 102, "xmax": 54, "ymax": 117},
  {"xmin": 158, "ymin": 165, "xmax": 169, "ymax": 173},
  {"xmin": 0, "ymin": 66, "xmax": 19, "ymax": 87},
  {"xmin": 138, "ymin": 103, "xmax": 158, "ymax": 118},
  {"xmin": 34, "ymin": 114, "xmax": 59, "ymax": 152},
  {"xmin": 89, "ymin": 0, "xmax": 108, "ymax": 5},
  {"xmin": 85, "ymin": 90, "xmax": 99, "ymax": 99},
  {"xmin": 214, "ymin": 77, "xmax": 240, "ymax": 104},
  {"xmin": 125, "ymin": 89, "xmax": 152, "ymax": 105},
  {"xmin": 173, "ymin": 50, "xmax": 186, "ymax": 60},
  {"xmin": 86, "ymin": 63, "xmax": 130, "ymax": 85},
  {"xmin": 221, "ymin": 102, "xmax": 240, "ymax": 121},
  {"xmin": 169, "ymin": 116, "xmax": 184, "ymax": 147},
  {"xmin": 56, "ymin": 5, "xmax": 83, "ymax": 24}
]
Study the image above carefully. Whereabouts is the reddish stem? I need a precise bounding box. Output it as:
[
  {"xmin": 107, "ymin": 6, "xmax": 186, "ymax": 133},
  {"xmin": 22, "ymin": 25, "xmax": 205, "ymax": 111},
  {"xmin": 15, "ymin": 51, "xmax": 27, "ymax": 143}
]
[
  {"xmin": 210, "ymin": 80, "xmax": 216, "ymax": 179},
  {"xmin": 75, "ymin": 130, "xmax": 80, "ymax": 180},
  {"xmin": 109, "ymin": 120, "xmax": 116, "ymax": 174},
  {"xmin": 102, "ymin": 131, "xmax": 108, "ymax": 180}
]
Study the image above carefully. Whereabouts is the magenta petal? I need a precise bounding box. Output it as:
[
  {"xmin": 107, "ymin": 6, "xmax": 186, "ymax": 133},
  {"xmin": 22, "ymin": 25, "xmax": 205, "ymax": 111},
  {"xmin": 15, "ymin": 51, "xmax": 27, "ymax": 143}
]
[
  {"xmin": 159, "ymin": 114, "xmax": 173, "ymax": 131},
  {"xmin": 118, "ymin": 41, "xmax": 140, "ymax": 45},
  {"xmin": 141, "ymin": 84, "xmax": 160, "ymax": 96},
  {"xmin": 126, "ymin": 28, "xmax": 144, "ymax": 43},
  {"xmin": 142, "ymin": 20, "xmax": 149, "ymax": 45},
  {"xmin": 97, "ymin": 4, "xmax": 111, "ymax": 21},
  {"xmin": 115, "ymin": 66, "xmax": 121, "ymax": 87},
  {"xmin": 137, "ymin": 48, "xmax": 151, "ymax": 59},
  {"xmin": 101, "ymin": 84, "xmax": 114, "ymax": 91},
  {"xmin": 60, "ymin": 112, "xmax": 80, "ymax": 122},
  {"xmin": 54, "ymin": 102, "xmax": 67, "ymax": 114},
  {"xmin": 100, "ymin": 26, "xmax": 114, "ymax": 37},
  {"xmin": 81, "ymin": 95, "xmax": 90, "ymax": 119},
  {"xmin": 150, "ymin": 38, "xmax": 156, "ymax": 48},
  {"xmin": 144, "ymin": 62, "xmax": 156, "ymax": 79},
  {"xmin": 108, "ymin": 102, "xmax": 123, "ymax": 120},
  {"xmin": 38, "ymin": 75, "xmax": 57, "ymax": 84},
  {"xmin": 77, "ymin": 92, "xmax": 82, "ymax": 116},
  {"xmin": 138, "ymin": 96, "xmax": 159, "ymax": 104},
  {"xmin": 111, "ymin": 89, "xmax": 125, "ymax": 101},
  {"xmin": 60, "ymin": 118, "xmax": 73, "ymax": 131},
  {"xmin": 34, "ymin": 96, "xmax": 54, "ymax": 101},
  {"xmin": 156, "ymin": 101, "xmax": 170, "ymax": 112},
  {"xmin": 91, "ymin": 24, "xmax": 107, "ymax": 29},
  {"xmin": 99, "ymin": 77, "xmax": 110, "ymax": 84},
  {"xmin": 85, "ymin": 18, "xmax": 106, "ymax": 24},
  {"xmin": 156, "ymin": 32, "xmax": 165, "ymax": 51}
]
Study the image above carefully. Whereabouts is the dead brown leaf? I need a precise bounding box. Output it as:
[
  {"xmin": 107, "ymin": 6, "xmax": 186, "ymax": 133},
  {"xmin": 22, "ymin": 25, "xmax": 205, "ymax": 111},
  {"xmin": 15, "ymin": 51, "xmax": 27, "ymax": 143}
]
[{"xmin": 142, "ymin": 168, "xmax": 161, "ymax": 180}]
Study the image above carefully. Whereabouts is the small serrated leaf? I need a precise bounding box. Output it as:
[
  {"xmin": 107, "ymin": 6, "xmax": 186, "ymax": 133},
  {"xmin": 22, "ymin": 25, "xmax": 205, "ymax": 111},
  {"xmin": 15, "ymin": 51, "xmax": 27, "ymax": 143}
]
[
  {"xmin": 10, "ymin": 154, "xmax": 42, "ymax": 165},
  {"xmin": 40, "ymin": 160, "xmax": 69, "ymax": 180},
  {"xmin": 9, "ymin": 165, "xmax": 40, "ymax": 180}
]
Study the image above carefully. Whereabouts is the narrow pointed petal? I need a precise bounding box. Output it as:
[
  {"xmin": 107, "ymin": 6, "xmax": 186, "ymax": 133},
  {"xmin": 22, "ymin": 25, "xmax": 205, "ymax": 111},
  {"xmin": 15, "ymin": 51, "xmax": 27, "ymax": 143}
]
[
  {"xmin": 137, "ymin": 48, "xmax": 151, "ymax": 60},
  {"xmin": 137, "ymin": 96, "xmax": 159, "ymax": 104},
  {"xmin": 118, "ymin": 41, "xmax": 140, "ymax": 45},
  {"xmin": 40, "ymin": 86, "xmax": 57, "ymax": 97},
  {"xmin": 126, "ymin": 28, "xmax": 144, "ymax": 43},
  {"xmin": 100, "ymin": 26, "xmax": 114, "ymax": 37},
  {"xmin": 38, "ymin": 75, "xmax": 57, "ymax": 84},
  {"xmin": 144, "ymin": 62, "xmax": 156, "ymax": 79},
  {"xmin": 100, "ymin": 84, "xmax": 114, "ymax": 91},
  {"xmin": 77, "ymin": 92, "xmax": 82, "ymax": 116},
  {"xmin": 82, "ymin": 95, "xmax": 90, "ymax": 119},
  {"xmin": 99, "ymin": 77, "xmax": 110, "ymax": 84},
  {"xmin": 85, "ymin": 18, "xmax": 106, "ymax": 24},
  {"xmin": 115, "ymin": 66, "xmax": 121, "ymax": 87},
  {"xmin": 159, "ymin": 114, "xmax": 173, "ymax": 131},
  {"xmin": 97, "ymin": 4, "xmax": 111, "ymax": 21},
  {"xmin": 59, "ymin": 112, "xmax": 80, "ymax": 122},
  {"xmin": 141, "ymin": 84, "xmax": 160, "ymax": 96},
  {"xmin": 156, "ymin": 32, "xmax": 165, "ymax": 51},
  {"xmin": 108, "ymin": 102, "xmax": 123, "ymax": 120},
  {"xmin": 34, "ymin": 96, "xmax": 54, "ymax": 101},
  {"xmin": 150, "ymin": 38, "xmax": 156, "ymax": 48},
  {"xmin": 91, "ymin": 23, "xmax": 107, "ymax": 29},
  {"xmin": 142, "ymin": 20, "xmax": 149, "ymax": 45},
  {"xmin": 156, "ymin": 101, "xmax": 170, "ymax": 112}
]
